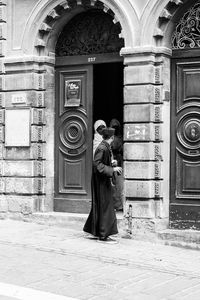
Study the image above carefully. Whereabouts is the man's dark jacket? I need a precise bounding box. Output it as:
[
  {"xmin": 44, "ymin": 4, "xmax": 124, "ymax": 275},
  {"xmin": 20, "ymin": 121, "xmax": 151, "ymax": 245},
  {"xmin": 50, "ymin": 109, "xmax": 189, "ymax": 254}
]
[{"xmin": 83, "ymin": 140, "xmax": 118, "ymax": 238}]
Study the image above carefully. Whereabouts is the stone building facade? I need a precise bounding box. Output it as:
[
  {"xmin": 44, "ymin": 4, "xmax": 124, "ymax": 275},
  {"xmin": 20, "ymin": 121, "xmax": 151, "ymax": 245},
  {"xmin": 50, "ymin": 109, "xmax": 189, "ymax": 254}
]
[{"xmin": 0, "ymin": 0, "xmax": 200, "ymax": 233}]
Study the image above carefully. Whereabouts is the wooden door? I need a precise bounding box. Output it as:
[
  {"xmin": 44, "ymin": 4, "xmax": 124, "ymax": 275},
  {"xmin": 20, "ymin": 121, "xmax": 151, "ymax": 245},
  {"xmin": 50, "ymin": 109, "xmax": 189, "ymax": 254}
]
[
  {"xmin": 170, "ymin": 58, "xmax": 200, "ymax": 229},
  {"xmin": 54, "ymin": 65, "xmax": 93, "ymax": 213}
]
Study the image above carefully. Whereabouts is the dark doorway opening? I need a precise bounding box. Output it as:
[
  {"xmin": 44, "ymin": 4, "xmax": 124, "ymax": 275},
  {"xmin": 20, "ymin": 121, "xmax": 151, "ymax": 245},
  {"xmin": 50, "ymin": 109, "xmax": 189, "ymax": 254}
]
[
  {"xmin": 93, "ymin": 62, "xmax": 123, "ymax": 128},
  {"xmin": 93, "ymin": 61, "xmax": 124, "ymax": 213}
]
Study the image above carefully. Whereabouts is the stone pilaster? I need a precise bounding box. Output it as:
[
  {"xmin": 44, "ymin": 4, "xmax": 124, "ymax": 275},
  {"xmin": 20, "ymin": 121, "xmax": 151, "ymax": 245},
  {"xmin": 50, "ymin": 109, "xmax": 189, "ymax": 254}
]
[
  {"xmin": 122, "ymin": 47, "xmax": 171, "ymax": 234},
  {"xmin": 0, "ymin": 0, "xmax": 6, "ymax": 213}
]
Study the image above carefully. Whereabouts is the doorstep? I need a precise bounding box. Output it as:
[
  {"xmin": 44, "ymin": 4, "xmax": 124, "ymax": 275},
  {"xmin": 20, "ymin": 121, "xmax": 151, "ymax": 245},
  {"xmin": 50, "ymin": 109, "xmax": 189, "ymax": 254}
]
[
  {"xmin": 157, "ymin": 228, "xmax": 200, "ymax": 250},
  {"xmin": 27, "ymin": 213, "xmax": 200, "ymax": 250},
  {"xmin": 3, "ymin": 211, "xmax": 200, "ymax": 250},
  {"xmin": 25, "ymin": 211, "xmax": 125, "ymax": 232}
]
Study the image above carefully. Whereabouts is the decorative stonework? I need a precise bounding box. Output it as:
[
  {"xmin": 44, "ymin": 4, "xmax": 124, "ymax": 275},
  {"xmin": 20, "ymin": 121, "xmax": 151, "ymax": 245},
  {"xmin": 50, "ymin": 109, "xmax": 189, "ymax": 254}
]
[
  {"xmin": 35, "ymin": 0, "xmax": 124, "ymax": 53},
  {"xmin": 154, "ymin": 144, "xmax": 162, "ymax": 161},
  {"xmin": 155, "ymin": 67, "xmax": 161, "ymax": 84},
  {"xmin": 154, "ymin": 105, "xmax": 162, "ymax": 122},
  {"xmin": 172, "ymin": 1, "xmax": 200, "ymax": 49},
  {"xmin": 34, "ymin": 74, "xmax": 45, "ymax": 90},
  {"xmin": 154, "ymin": 87, "xmax": 161, "ymax": 103},
  {"xmin": 0, "ymin": 2, "xmax": 6, "ymax": 58},
  {"xmin": 36, "ymin": 144, "xmax": 43, "ymax": 159},
  {"xmin": 47, "ymin": 9, "xmax": 59, "ymax": 20},
  {"xmin": 34, "ymin": 161, "xmax": 44, "ymax": 177},
  {"xmin": 0, "ymin": 75, "xmax": 4, "ymax": 90},
  {"xmin": 153, "ymin": 0, "xmax": 184, "ymax": 44},
  {"xmin": 0, "ymin": 125, "xmax": 4, "ymax": 142},
  {"xmin": 0, "ymin": 109, "xmax": 4, "ymax": 124},
  {"xmin": 154, "ymin": 162, "xmax": 161, "ymax": 179},
  {"xmin": 0, "ymin": 93, "xmax": 4, "ymax": 107},
  {"xmin": 39, "ymin": 23, "xmax": 51, "ymax": 33},
  {"xmin": 155, "ymin": 181, "xmax": 161, "ymax": 198},
  {"xmin": 31, "ymin": 144, "xmax": 44, "ymax": 160},
  {"xmin": 55, "ymin": 10, "xmax": 123, "ymax": 56},
  {"xmin": 32, "ymin": 108, "xmax": 45, "ymax": 125},
  {"xmin": 31, "ymin": 126, "xmax": 44, "ymax": 142},
  {"xmin": 160, "ymin": 8, "xmax": 172, "ymax": 20},
  {"xmin": 155, "ymin": 125, "xmax": 161, "ymax": 141},
  {"xmin": 0, "ymin": 5, "xmax": 6, "ymax": 22},
  {"xmin": 34, "ymin": 178, "xmax": 44, "ymax": 194},
  {"xmin": 0, "ymin": 178, "xmax": 4, "ymax": 192},
  {"xmin": 0, "ymin": 144, "xmax": 3, "ymax": 158},
  {"xmin": 36, "ymin": 92, "xmax": 45, "ymax": 107},
  {"xmin": 0, "ymin": 160, "xmax": 3, "ymax": 176}
]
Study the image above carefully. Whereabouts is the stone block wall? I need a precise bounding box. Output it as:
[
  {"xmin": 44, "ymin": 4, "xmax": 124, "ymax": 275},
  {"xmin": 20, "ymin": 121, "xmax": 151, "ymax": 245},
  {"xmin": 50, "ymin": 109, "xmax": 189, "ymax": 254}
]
[
  {"xmin": 0, "ymin": 54, "xmax": 55, "ymax": 215},
  {"xmin": 122, "ymin": 49, "xmax": 170, "ymax": 233}
]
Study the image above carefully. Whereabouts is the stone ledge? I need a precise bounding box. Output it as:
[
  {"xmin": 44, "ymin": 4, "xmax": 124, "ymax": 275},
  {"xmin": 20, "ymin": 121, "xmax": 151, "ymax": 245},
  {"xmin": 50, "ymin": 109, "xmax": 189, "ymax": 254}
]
[{"xmin": 157, "ymin": 228, "xmax": 200, "ymax": 250}]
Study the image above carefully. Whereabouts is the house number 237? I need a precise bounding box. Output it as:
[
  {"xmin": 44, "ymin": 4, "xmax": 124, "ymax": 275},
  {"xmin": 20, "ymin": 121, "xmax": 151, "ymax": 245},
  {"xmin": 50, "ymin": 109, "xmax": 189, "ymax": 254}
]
[{"xmin": 88, "ymin": 57, "xmax": 96, "ymax": 62}]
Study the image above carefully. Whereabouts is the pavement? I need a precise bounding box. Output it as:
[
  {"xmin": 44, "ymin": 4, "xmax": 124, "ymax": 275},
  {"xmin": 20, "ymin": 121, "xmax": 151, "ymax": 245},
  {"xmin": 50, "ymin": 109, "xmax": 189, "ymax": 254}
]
[{"xmin": 0, "ymin": 219, "xmax": 200, "ymax": 299}]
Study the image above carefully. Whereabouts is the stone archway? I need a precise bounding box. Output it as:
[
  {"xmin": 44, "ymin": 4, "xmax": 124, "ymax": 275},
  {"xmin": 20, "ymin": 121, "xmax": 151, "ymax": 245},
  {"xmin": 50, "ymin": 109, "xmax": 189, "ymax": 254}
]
[
  {"xmin": 54, "ymin": 7, "xmax": 124, "ymax": 212},
  {"xmin": 7, "ymin": 0, "xmax": 136, "ymax": 216},
  {"xmin": 21, "ymin": 0, "xmax": 138, "ymax": 56}
]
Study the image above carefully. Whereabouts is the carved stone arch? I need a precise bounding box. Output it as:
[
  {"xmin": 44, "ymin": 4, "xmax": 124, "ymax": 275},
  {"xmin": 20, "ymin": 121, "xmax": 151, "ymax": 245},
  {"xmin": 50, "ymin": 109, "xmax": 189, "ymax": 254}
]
[
  {"xmin": 141, "ymin": 0, "xmax": 198, "ymax": 50},
  {"xmin": 55, "ymin": 9, "xmax": 124, "ymax": 56},
  {"xmin": 152, "ymin": 0, "xmax": 198, "ymax": 49},
  {"xmin": 22, "ymin": 0, "xmax": 136, "ymax": 56}
]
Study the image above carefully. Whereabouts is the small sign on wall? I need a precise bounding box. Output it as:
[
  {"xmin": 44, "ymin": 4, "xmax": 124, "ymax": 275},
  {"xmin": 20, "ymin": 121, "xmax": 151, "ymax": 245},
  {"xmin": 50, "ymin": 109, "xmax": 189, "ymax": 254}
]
[
  {"xmin": 65, "ymin": 79, "xmax": 81, "ymax": 107},
  {"xmin": 11, "ymin": 93, "xmax": 27, "ymax": 105},
  {"xmin": 5, "ymin": 108, "xmax": 30, "ymax": 147}
]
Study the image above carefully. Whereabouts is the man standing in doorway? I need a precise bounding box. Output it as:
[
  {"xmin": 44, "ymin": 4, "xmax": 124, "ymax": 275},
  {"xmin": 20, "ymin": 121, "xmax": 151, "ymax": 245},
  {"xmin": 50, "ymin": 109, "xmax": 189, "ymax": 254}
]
[{"xmin": 83, "ymin": 127, "xmax": 122, "ymax": 244}]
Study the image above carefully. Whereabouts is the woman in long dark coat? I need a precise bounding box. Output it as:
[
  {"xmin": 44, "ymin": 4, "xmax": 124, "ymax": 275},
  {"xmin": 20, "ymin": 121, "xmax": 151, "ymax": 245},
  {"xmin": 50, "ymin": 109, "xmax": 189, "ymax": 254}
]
[{"xmin": 83, "ymin": 127, "xmax": 122, "ymax": 243}]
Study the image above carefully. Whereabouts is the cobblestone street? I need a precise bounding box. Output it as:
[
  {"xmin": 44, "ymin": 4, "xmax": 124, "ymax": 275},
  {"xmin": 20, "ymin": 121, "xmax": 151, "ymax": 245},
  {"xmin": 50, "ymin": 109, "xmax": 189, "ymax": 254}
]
[{"xmin": 0, "ymin": 219, "xmax": 200, "ymax": 299}]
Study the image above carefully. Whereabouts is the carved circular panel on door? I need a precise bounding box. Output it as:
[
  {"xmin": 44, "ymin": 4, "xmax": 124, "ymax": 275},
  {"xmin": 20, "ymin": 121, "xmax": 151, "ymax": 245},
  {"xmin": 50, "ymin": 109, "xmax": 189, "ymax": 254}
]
[
  {"xmin": 177, "ymin": 113, "xmax": 200, "ymax": 156},
  {"xmin": 184, "ymin": 120, "xmax": 200, "ymax": 143},
  {"xmin": 59, "ymin": 112, "xmax": 87, "ymax": 156}
]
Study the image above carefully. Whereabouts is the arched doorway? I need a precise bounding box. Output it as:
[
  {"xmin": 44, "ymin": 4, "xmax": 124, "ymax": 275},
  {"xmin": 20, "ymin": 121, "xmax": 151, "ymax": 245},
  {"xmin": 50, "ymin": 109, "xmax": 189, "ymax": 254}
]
[
  {"xmin": 170, "ymin": 1, "xmax": 200, "ymax": 229},
  {"xmin": 54, "ymin": 9, "xmax": 124, "ymax": 213}
]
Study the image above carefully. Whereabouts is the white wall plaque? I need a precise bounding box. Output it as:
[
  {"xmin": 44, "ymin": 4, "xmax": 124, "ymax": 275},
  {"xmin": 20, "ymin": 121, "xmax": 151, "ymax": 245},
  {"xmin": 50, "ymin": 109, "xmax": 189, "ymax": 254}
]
[
  {"xmin": 11, "ymin": 93, "xmax": 27, "ymax": 104},
  {"xmin": 5, "ymin": 108, "xmax": 30, "ymax": 147}
]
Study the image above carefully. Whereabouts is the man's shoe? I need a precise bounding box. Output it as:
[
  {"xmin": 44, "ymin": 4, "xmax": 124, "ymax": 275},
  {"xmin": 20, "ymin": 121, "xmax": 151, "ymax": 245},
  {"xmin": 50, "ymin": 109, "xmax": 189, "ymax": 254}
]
[
  {"xmin": 97, "ymin": 237, "xmax": 118, "ymax": 244},
  {"xmin": 84, "ymin": 234, "xmax": 98, "ymax": 240}
]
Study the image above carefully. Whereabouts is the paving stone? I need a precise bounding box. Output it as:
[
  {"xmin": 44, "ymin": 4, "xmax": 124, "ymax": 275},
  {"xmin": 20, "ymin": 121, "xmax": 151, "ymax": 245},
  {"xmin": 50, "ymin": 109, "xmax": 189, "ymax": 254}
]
[
  {"xmin": 0, "ymin": 220, "xmax": 200, "ymax": 300},
  {"xmin": 168, "ymin": 283, "xmax": 200, "ymax": 299},
  {"xmin": 145, "ymin": 277, "xmax": 200, "ymax": 298}
]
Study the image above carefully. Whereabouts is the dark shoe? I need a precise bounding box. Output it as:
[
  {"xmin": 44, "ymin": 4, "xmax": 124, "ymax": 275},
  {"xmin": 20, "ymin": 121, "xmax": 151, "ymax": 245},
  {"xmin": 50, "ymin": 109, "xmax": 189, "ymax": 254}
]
[
  {"xmin": 84, "ymin": 234, "xmax": 98, "ymax": 240},
  {"xmin": 97, "ymin": 237, "xmax": 118, "ymax": 244}
]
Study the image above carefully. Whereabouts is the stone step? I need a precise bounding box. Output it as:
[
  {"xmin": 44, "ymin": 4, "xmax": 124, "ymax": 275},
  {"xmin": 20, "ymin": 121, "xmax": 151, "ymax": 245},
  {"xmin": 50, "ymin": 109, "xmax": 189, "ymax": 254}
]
[
  {"xmin": 3, "ymin": 211, "xmax": 200, "ymax": 250},
  {"xmin": 157, "ymin": 229, "xmax": 200, "ymax": 250},
  {"xmin": 25, "ymin": 211, "xmax": 126, "ymax": 232}
]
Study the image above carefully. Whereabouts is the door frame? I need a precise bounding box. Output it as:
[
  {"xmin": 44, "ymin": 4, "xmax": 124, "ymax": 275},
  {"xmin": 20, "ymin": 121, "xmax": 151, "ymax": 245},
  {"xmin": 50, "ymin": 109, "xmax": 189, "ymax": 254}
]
[
  {"xmin": 54, "ymin": 52, "xmax": 124, "ymax": 213},
  {"xmin": 55, "ymin": 53, "xmax": 123, "ymax": 67}
]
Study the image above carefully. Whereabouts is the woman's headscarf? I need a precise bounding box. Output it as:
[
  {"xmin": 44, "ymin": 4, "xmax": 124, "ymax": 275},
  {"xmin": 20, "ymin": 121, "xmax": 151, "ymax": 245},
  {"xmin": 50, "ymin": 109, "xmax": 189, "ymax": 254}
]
[
  {"xmin": 93, "ymin": 120, "xmax": 106, "ymax": 156},
  {"xmin": 94, "ymin": 120, "xmax": 106, "ymax": 132}
]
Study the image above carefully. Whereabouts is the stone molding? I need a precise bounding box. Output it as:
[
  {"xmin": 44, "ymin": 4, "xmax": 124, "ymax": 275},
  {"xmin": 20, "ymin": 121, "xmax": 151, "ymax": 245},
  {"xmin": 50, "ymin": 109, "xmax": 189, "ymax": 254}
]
[{"xmin": 121, "ymin": 46, "xmax": 172, "ymax": 57}]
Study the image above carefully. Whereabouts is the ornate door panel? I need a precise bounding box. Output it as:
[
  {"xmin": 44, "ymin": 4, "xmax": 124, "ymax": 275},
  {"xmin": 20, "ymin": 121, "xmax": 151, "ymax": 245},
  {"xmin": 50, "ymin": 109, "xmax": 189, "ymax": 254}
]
[
  {"xmin": 55, "ymin": 65, "xmax": 93, "ymax": 213},
  {"xmin": 170, "ymin": 59, "xmax": 200, "ymax": 229}
]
